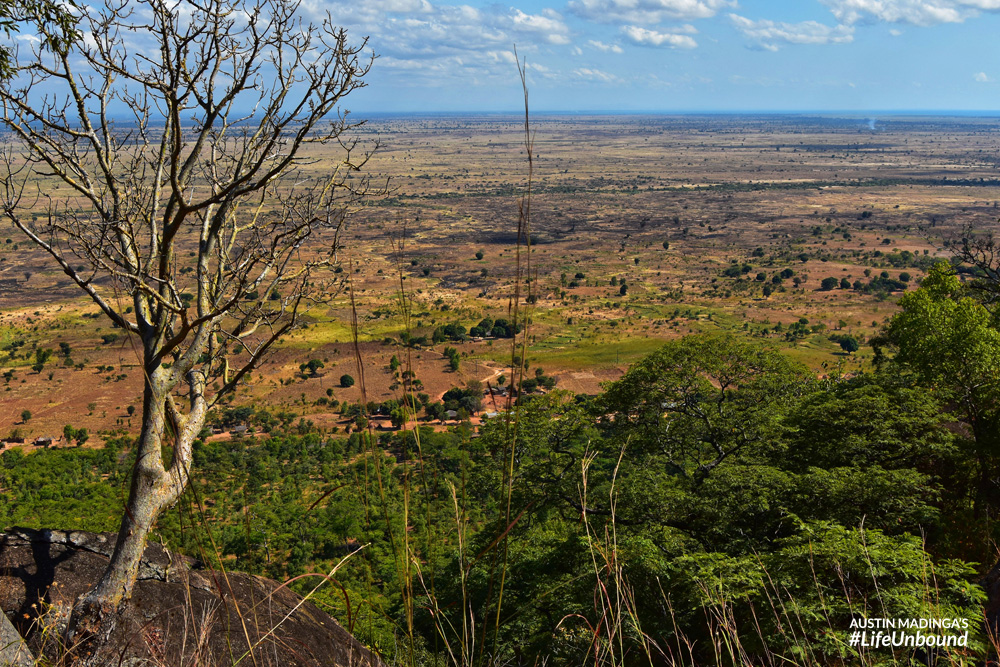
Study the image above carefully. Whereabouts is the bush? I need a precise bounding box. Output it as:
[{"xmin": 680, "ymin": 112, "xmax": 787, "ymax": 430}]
[{"xmin": 340, "ymin": 374, "xmax": 355, "ymax": 388}]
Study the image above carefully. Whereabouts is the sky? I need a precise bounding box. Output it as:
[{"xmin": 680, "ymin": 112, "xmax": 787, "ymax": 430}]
[{"xmin": 284, "ymin": 0, "xmax": 1000, "ymax": 112}]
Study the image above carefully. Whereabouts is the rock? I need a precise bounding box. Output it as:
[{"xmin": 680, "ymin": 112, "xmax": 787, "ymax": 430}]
[
  {"xmin": 0, "ymin": 528, "xmax": 383, "ymax": 666},
  {"xmin": 0, "ymin": 609, "xmax": 33, "ymax": 667}
]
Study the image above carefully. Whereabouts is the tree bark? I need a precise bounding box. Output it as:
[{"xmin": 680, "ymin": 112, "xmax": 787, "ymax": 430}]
[{"xmin": 66, "ymin": 371, "xmax": 205, "ymax": 659}]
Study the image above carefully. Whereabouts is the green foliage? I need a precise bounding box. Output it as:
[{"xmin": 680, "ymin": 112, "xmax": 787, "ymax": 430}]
[
  {"xmin": 0, "ymin": 440, "xmax": 127, "ymax": 531},
  {"xmin": 339, "ymin": 374, "xmax": 355, "ymax": 388},
  {"xmin": 879, "ymin": 262, "xmax": 1000, "ymax": 527},
  {"xmin": 882, "ymin": 263, "xmax": 1000, "ymax": 419},
  {"xmin": 0, "ymin": 0, "xmax": 80, "ymax": 79},
  {"xmin": 443, "ymin": 346, "xmax": 460, "ymax": 371},
  {"xmin": 838, "ymin": 335, "xmax": 859, "ymax": 353},
  {"xmin": 299, "ymin": 358, "xmax": 325, "ymax": 376},
  {"xmin": 666, "ymin": 523, "xmax": 986, "ymax": 662},
  {"xmin": 1, "ymin": 331, "xmax": 991, "ymax": 666}
]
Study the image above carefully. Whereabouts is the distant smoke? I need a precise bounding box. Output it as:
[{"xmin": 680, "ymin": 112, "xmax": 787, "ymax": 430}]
[{"xmin": 866, "ymin": 118, "xmax": 877, "ymax": 130}]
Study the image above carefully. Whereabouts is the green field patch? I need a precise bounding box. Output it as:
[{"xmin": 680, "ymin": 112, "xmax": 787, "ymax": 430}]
[
  {"xmin": 781, "ymin": 334, "xmax": 871, "ymax": 371},
  {"xmin": 520, "ymin": 336, "xmax": 672, "ymax": 369}
]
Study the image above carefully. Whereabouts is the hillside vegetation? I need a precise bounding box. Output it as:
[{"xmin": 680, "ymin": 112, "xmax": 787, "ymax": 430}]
[{"xmin": 3, "ymin": 263, "xmax": 998, "ymax": 666}]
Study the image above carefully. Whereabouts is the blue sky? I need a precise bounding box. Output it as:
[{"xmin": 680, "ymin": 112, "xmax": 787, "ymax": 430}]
[{"xmin": 291, "ymin": 0, "xmax": 1000, "ymax": 112}]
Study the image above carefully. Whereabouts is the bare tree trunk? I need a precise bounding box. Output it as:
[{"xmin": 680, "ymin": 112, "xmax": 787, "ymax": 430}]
[{"xmin": 67, "ymin": 371, "xmax": 205, "ymax": 656}]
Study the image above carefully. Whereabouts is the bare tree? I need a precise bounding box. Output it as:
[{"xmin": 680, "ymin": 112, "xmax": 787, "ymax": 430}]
[
  {"xmin": 0, "ymin": 0, "xmax": 378, "ymax": 650},
  {"xmin": 951, "ymin": 227, "xmax": 1000, "ymax": 312}
]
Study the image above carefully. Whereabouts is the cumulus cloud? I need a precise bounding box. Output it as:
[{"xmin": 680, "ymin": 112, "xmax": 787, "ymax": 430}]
[
  {"xmin": 975, "ymin": 71, "xmax": 993, "ymax": 81},
  {"xmin": 507, "ymin": 8, "xmax": 571, "ymax": 44},
  {"xmin": 588, "ymin": 39, "xmax": 624, "ymax": 52},
  {"xmin": 301, "ymin": 0, "xmax": 570, "ymax": 69},
  {"xmin": 730, "ymin": 14, "xmax": 854, "ymax": 49},
  {"xmin": 621, "ymin": 25, "xmax": 698, "ymax": 48},
  {"xmin": 818, "ymin": 0, "xmax": 1000, "ymax": 26},
  {"xmin": 568, "ymin": 0, "xmax": 734, "ymax": 25}
]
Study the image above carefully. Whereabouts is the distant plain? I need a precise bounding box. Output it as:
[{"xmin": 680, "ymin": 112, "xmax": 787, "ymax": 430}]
[{"xmin": 1, "ymin": 113, "xmax": 996, "ymax": 441}]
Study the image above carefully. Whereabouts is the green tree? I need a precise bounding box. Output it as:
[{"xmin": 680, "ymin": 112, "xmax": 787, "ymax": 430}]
[
  {"xmin": 340, "ymin": 374, "xmax": 356, "ymax": 388},
  {"xmin": 839, "ymin": 335, "xmax": 859, "ymax": 354},
  {"xmin": 879, "ymin": 262, "xmax": 1000, "ymax": 517},
  {"xmin": 20, "ymin": 409, "xmax": 31, "ymax": 423},
  {"xmin": 300, "ymin": 359, "xmax": 325, "ymax": 377},
  {"xmin": 32, "ymin": 347, "xmax": 52, "ymax": 373},
  {"xmin": 389, "ymin": 407, "xmax": 407, "ymax": 429}
]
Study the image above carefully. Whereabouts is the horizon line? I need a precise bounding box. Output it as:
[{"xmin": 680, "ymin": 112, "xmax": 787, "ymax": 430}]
[{"xmin": 353, "ymin": 109, "xmax": 1000, "ymax": 116}]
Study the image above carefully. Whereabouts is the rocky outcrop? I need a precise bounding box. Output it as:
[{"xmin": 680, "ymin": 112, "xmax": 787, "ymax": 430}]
[{"xmin": 0, "ymin": 528, "xmax": 383, "ymax": 666}]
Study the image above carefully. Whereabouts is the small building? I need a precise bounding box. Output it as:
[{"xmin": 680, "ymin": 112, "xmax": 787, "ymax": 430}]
[{"xmin": 34, "ymin": 436, "xmax": 54, "ymax": 447}]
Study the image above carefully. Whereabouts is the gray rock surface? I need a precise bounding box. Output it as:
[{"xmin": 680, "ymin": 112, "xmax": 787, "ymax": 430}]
[
  {"xmin": 0, "ymin": 528, "xmax": 383, "ymax": 666},
  {"xmin": 0, "ymin": 609, "xmax": 33, "ymax": 667}
]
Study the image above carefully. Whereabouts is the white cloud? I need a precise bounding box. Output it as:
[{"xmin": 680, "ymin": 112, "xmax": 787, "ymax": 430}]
[
  {"xmin": 571, "ymin": 45, "xmax": 583, "ymax": 55},
  {"xmin": 568, "ymin": 0, "xmax": 734, "ymax": 25},
  {"xmin": 819, "ymin": 0, "xmax": 986, "ymax": 26},
  {"xmin": 300, "ymin": 0, "xmax": 570, "ymax": 76},
  {"xmin": 621, "ymin": 25, "xmax": 698, "ymax": 48},
  {"xmin": 507, "ymin": 8, "xmax": 571, "ymax": 45},
  {"xmin": 730, "ymin": 14, "xmax": 854, "ymax": 49},
  {"xmin": 975, "ymin": 71, "xmax": 993, "ymax": 82},
  {"xmin": 573, "ymin": 67, "xmax": 623, "ymax": 83},
  {"xmin": 377, "ymin": 49, "xmax": 533, "ymax": 86},
  {"xmin": 889, "ymin": 27, "xmax": 904, "ymax": 34},
  {"xmin": 588, "ymin": 39, "xmax": 624, "ymax": 52}
]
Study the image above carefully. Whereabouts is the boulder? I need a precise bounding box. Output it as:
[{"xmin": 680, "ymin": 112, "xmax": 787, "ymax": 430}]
[{"xmin": 0, "ymin": 528, "xmax": 383, "ymax": 666}]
